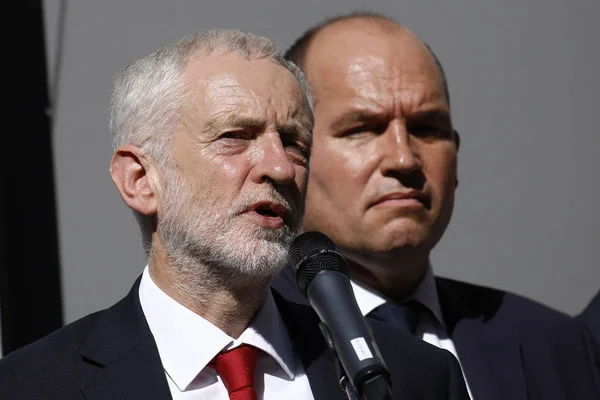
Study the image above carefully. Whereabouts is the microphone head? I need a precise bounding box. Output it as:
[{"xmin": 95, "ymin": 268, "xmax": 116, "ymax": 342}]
[{"xmin": 288, "ymin": 231, "xmax": 350, "ymax": 297}]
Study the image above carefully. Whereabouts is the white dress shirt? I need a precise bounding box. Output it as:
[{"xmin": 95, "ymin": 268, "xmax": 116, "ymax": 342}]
[
  {"xmin": 351, "ymin": 267, "xmax": 474, "ymax": 399},
  {"xmin": 139, "ymin": 267, "xmax": 314, "ymax": 399}
]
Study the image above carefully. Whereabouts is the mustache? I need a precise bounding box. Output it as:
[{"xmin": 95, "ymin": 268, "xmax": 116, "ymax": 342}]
[{"xmin": 228, "ymin": 185, "xmax": 301, "ymax": 219}]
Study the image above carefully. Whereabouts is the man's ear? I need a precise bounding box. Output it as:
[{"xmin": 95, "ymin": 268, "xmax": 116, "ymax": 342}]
[
  {"xmin": 109, "ymin": 144, "xmax": 159, "ymax": 216},
  {"xmin": 453, "ymin": 129, "xmax": 461, "ymax": 151},
  {"xmin": 453, "ymin": 130, "xmax": 460, "ymax": 188}
]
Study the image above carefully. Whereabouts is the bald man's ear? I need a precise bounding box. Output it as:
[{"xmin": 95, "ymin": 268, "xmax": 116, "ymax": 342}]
[
  {"xmin": 110, "ymin": 145, "xmax": 159, "ymax": 216},
  {"xmin": 453, "ymin": 129, "xmax": 461, "ymax": 151},
  {"xmin": 453, "ymin": 130, "xmax": 460, "ymax": 188}
]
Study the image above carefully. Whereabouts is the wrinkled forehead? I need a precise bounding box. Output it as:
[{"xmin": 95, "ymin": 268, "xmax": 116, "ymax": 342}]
[
  {"xmin": 345, "ymin": 53, "xmax": 444, "ymax": 100},
  {"xmin": 183, "ymin": 55, "xmax": 312, "ymax": 124},
  {"xmin": 307, "ymin": 27, "xmax": 445, "ymax": 106}
]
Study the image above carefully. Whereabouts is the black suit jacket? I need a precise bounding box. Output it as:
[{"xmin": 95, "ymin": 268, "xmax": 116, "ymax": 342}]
[
  {"xmin": 272, "ymin": 266, "xmax": 600, "ymax": 400},
  {"xmin": 579, "ymin": 290, "xmax": 600, "ymax": 344},
  {"xmin": 0, "ymin": 276, "xmax": 469, "ymax": 399}
]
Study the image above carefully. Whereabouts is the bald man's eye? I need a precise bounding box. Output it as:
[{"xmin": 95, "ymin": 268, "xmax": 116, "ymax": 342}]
[
  {"xmin": 408, "ymin": 123, "xmax": 452, "ymax": 140},
  {"xmin": 339, "ymin": 124, "xmax": 386, "ymax": 138}
]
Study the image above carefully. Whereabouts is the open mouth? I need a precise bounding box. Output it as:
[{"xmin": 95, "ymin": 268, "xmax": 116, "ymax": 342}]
[
  {"xmin": 255, "ymin": 205, "xmax": 280, "ymax": 218},
  {"xmin": 246, "ymin": 202, "xmax": 288, "ymax": 229}
]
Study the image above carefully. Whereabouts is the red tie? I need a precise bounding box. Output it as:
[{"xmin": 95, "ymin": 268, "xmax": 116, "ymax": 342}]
[{"xmin": 210, "ymin": 344, "xmax": 261, "ymax": 400}]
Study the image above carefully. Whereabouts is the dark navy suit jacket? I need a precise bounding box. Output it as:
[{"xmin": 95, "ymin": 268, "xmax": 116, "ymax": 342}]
[
  {"xmin": 579, "ymin": 290, "xmax": 600, "ymax": 344},
  {"xmin": 578, "ymin": 289, "xmax": 600, "ymax": 393},
  {"xmin": 272, "ymin": 266, "xmax": 600, "ymax": 400},
  {"xmin": 0, "ymin": 276, "xmax": 470, "ymax": 400}
]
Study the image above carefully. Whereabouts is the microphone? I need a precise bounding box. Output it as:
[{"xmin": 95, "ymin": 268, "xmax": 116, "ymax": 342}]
[{"xmin": 288, "ymin": 231, "xmax": 393, "ymax": 400}]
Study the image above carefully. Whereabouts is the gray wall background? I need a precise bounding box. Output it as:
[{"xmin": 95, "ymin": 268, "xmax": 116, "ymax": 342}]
[{"xmin": 42, "ymin": 0, "xmax": 599, "ymax": 324}]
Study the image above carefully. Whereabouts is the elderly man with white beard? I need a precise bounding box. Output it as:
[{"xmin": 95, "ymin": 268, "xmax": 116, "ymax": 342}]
[{"xmin": 0, "ymin": 29, "xmax": 469, "ymax": 400}]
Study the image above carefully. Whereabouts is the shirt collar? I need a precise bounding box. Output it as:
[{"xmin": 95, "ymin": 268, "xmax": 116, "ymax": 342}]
[
  {"xmin": 138, "ymin": 266, "xmax": 295, "ymax": 392},
  {"xmin": 350, "ymin": 265, "xmax": 445, "ymax": 328}
]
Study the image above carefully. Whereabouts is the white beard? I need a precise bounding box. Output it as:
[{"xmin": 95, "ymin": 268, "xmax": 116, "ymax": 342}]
[{"xmin": 156, "ymin": 167, "xmax": 300, "ymax": 284}]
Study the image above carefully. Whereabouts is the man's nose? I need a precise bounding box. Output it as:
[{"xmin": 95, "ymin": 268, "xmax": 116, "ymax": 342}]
[
  {"xmin": 378, "ymin": 120, "xmax": 422, "ymax": 177},
  {"xmin": 250, "ymin": 132, "xmax": 297, "ymax": 186}
]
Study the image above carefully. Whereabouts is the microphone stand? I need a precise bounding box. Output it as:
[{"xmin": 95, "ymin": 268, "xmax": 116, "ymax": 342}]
[
  {"xmin": 335, "ymin": 356, "xmax": 361, "ymax": 400},
  {"xmin": 320, "ymin": 323, "xmax": 394, "ymax": 400}
]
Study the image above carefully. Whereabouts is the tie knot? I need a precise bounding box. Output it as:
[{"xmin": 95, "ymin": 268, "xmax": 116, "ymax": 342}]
[
  {"xmin": 368, "ymin": 301, "xmax": 422, "ymax": 335},
  {"xmin": 211, "ymin": 344, "xmax": 261, "ymax": 400}
]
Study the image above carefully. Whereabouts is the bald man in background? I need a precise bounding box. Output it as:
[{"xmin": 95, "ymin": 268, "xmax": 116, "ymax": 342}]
[{"xmin": 272, "ymin": 12, "xmax": 600, "ymax": 400}]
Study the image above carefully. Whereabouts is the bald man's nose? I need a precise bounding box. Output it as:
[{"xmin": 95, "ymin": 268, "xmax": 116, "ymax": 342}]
[{"xmin": 379, "ymin": 122, "xmax": 421, "ymax": 176}]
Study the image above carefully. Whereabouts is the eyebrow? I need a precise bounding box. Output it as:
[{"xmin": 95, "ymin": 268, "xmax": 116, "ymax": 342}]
[
  {"xmin": 204, "ymin": 114, "xmax": 266, "ymax": 134},
  {"xmin": 331, "ymin": 109, "xmax": 386, "ymax": 129},
  {"xmin": 331, "ymin": 108, "xmax": 451, "ymax": 128},
  {"xmin": 407, "ymin": 109, "xmax": 452, "ymax": 126},
  {"xmin": 279, "ymin": 119, "xmax": 312, "ymax": 145}
]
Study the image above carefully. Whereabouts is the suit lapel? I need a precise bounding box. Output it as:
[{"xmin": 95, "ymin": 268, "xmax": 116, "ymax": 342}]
[
  {"xmin": 436, "ymin": 278, "xmax": 527, "ymax": 400},
  {"xmin": 81, "ymin": 335, "xmax": 172, "ymax": 400},
  {"xmin": 272, "ymin": 289, "xmax": 348, "ymax": 400},
  {"xmin": 79, "ymin": 276, "xmax": 172, "ymax": 400}
]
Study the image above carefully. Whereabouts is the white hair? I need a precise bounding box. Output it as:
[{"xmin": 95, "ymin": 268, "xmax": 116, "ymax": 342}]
[{"xmin": 108, "ymin": 29, "xmax": 313, "ymax": 254}]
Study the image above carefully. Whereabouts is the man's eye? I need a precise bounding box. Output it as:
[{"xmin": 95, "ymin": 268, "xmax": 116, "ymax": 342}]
[
  {"xmin": 220, "ymin": 131, "xmax": 250, "ymax": 140},
  {"xmin": 342, "ymin": 127, "xmax": 366, "ymax": 136},
  {"xmin": 409, "ymin": 124, "xmax": 451, "ymax": 139},
  {"xmin": 340, "ymin": 124, "xmax": 386, "ymax": 137},
  {"xmin": 284, "ymin": 142, "xmax": 309, "ymax": 158}
]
